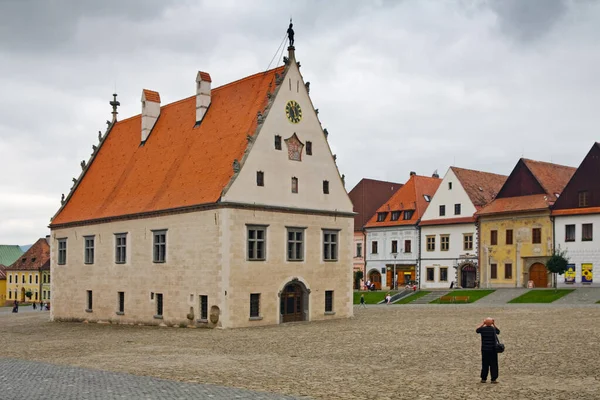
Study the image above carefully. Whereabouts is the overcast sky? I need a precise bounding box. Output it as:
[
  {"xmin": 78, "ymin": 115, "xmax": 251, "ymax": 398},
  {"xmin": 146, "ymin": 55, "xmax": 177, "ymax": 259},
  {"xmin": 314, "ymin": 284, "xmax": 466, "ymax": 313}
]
[{"xmin": 1, "ymin": 0, "xmax": 599, "ymax": 244}]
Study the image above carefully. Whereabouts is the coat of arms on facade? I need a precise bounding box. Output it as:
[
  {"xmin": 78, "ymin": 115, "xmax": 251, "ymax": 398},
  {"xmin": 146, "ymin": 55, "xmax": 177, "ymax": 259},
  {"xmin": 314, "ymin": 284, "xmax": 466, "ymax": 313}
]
[{"xmin": 285, "ymin": 133, "xmax": 304, "ymax": 161}]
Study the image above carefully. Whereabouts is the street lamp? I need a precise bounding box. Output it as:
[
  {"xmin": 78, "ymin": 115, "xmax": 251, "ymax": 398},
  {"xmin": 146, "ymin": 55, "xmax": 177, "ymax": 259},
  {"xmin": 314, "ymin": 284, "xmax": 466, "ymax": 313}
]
[{"xmin": 392, "ymin": 252, "xmax": 398, "ymax": 290}]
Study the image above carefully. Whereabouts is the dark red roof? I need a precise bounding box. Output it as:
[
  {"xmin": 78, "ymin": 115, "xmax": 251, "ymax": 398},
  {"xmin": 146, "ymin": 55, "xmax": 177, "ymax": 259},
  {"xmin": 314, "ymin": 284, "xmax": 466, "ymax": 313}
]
[
  {"xmin": 348, "ymin": 178, "xmax": 402, "ymax": 231},
  {"xmin": 5, "ymin": 238, "xmax": 50, "ymax": 271},
  {"xmin": 0, "ymin": 264, "xmax": 6, "ymax": 280}
]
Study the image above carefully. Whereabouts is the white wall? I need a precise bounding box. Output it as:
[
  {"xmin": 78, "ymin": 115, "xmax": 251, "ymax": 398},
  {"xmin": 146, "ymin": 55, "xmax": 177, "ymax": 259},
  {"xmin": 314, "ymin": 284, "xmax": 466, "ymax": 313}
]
[
  {"xmin": 554, "ymin": 214, "xmax": 600, "ymax": 287},
  {"xmin": 421, "ymin": 168, "xmax": 477, "ymax": 222}
]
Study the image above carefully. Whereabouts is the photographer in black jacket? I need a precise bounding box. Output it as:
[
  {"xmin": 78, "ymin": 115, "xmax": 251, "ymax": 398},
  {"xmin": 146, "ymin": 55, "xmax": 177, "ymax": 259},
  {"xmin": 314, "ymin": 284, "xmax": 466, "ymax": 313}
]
[{"xmin": 476, "ymin": 317, "xmax": 500, "ymax": 383}]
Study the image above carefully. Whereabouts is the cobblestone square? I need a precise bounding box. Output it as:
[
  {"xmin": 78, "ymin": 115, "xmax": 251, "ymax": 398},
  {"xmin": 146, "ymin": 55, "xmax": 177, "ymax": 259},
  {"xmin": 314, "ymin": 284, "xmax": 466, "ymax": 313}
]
[{"xmin": 1, "ymin": 304, "xmax": 599, "ymax": 399}]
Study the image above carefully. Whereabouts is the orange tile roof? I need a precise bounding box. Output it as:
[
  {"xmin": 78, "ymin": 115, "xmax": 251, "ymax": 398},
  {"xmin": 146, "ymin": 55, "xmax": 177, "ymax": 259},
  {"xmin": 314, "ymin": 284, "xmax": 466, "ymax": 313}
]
[
  {"xmin": 364, "ymin": 175, "xmax": 441, "ymax": 228},
  {"xmin": 5, "ymin": 238, "xmax": 50, "ymax": 271},
  {"xmin": 142, "ymin": 89, "xmax": 161, "ymax": 102},
  {"xmin": 521, "ymin": 159, "xmax": 576, "ymax": 202},
  {"xmin": 552, "ymin": 206, "xmax": 600, "ymax": 216},
  {"xmin": 198, "ymin": 71, "xmax": 212, "ymax": 82},
  {"xmin": 476, "ymin": 194, "xmax": 551, "ymax": 216},
  {"xmin": 419, "ymin": 216, "xmax": 476, "ymax": 226},
  {"xmin": 51, "ymin": 66, "xmax": 285, "ymax": 226},
  {"xmin": 451, "ymin": 167, "xmax": 506, "ymax": 209}
]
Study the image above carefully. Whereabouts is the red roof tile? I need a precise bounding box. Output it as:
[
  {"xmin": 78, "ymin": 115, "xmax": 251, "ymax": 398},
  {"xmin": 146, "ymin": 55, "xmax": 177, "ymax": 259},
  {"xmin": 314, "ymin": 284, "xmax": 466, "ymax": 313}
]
[
  {"xmin": 552, "ymin": 206, "xmax": 600, "ymax": 216},
  {"xmin": 451, "ymin": 167, "xmax": 506, "ymax": 209},
  {"xmin": 476, "ymin": 194, "xmax": 550, "ymax": 216},
  {"xmin": 198, "ymin": 71, "xmax": 212, "ymax": 82},
  {"xmin": 521, "ymin": 159, "xmax": 576, "ymax": 202},
  {"xmin": 51, "ymin": 67, "xmax": 284, "ymax": 226},
  {"xmin": 364, "ymin": 175, "xmax": 441, "ymax": 228},
  {"xmin": 142, "ymin": 89, "xmax": 161, "ymax": 103},
  {"xmin": 419, "ymin": 216, "xmax": 476, "ymax": 226},
  {"xmin": 348, "ymin": 178, "xmax": 403, "ymax": 231},
  {"xmin": 5, "ymin": 238, "xmax": 50, "ymax": 271}
]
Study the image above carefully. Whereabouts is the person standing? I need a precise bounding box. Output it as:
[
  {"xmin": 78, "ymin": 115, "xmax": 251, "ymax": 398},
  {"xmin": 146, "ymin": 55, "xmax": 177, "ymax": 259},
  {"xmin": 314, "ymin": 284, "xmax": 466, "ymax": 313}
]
[
  {"xmin": 33, "ymin": 302, "xmax": 36, "ymax": 310},
  {"xmin": 476, "ymin": 317, "xmax": 500, "ymax": 383},
  {"xmin": 359, "ymin": 294, "xmax": 367, "ymax": 308},
  {"xmin": 385, "ymin": 293, "xmax": 391, "ymax": 304}
]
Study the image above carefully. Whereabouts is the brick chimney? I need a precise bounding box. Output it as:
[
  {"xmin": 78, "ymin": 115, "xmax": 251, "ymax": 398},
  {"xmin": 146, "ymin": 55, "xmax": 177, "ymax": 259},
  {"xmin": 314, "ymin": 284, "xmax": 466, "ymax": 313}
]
[
  {"xmin": 141, "ymin": 89, "xmax": 161, "ymax": 142},
  {"xmin": 195, "ymin": 71, "xmax": 212, "ymax": 124}
]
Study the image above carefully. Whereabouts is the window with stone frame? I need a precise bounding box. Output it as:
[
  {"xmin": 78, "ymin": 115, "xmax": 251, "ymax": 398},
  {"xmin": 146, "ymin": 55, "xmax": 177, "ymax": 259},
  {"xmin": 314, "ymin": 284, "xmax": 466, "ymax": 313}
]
[
  {"xmin": 579, "ymin": 191, "xmax": 589, "ymax": 207},
  {"xmin": 115, "ymin": 233, "xmax": 127, "ymax": 264},
  {"xmin": 490, "ymin": 230, "xmax": 498, "ymax": 246},
  {"xmin": 371, "ymin": 241, "xmax": 378, "ymax": 254},
  {"xmin": 247, "ymin": 225, "xmax": 267, "ymax": 261},
  {"xmin": 440, "ymin": 235, "xmax": 450, "ymax": 251},
  {"xmin": 463, "ymin": 234, "xmax": 473, "ymax": 251},
  {"xmin": 391, "ymin": 240, "xmax": 398, "ymax": 254},
  {"xmin": 491, "ymin": 263, "xmax": 497, "ymax": 279},
  {"xmin": 325, "ymin": 290, "xmax": 334, "ymax": 313},
  {"xmin": 504, "ymin": 263, "xmax": 512, "ymax": 279},
  {"xmin": 287, "ymin": 228, "xmax": 304, "ymax": 261},
  {"xmin": 117, "ymin": 291, "xmax": 125, "ymax": 314},
  {"xmin": 356, "ymin": 243, "xmax": 362, "ymax": 258},
  {"xmin": 199, "ymin": 295, "xmax": 208, "ymax": 321},
  {"xmin": 86, "ymin": 290, "xmax": 93, "ymax": 311},
  {"xmin": 250, "ymin": 293, "xmax": 261, "ymax": 318},
  {"xmin": 532, "ymin": 228, "xmax": 542, "ymax": 244},
  {"xmin": 582, "ymin": 223, "xmax": 593, "ymax": 241},
  {"xmin": 58, "ymin": 238, "xmax": 67, "ymax": 265},
  {"xmin": 440, "ymin": 267, "xmax": 448, "ymax": 282},
  {"xmin": 256, "ymin": 171, "xmax": 264, "ymax": 187},
  {"xmin": 426, "ymin": 267, "xmax": 435, "ymax": 281},
  {"xmin": 155, "ymin": 293, "xmax": 164, "ymax": 317},
  {"xmin": 506, "ymin": 229, "xmax": 513, "ymax": 245},
  {"xmin": 565, "ymin": 225, "xmax": 575, "ymax": 242},
  {"xmin": 153, "ymin": 230, "xmax": 167, "ymax": 263},
  {"xmin": 84, "ymin": 235, "xmax": 95, "ymax": 264},
  {"xmin": 426, "ymin": 236, "xmax": 435, "ymax": 251},
  {"xmin": 404, "ymin": 240, "xmax": 412, "ymax": 253},
  {"xmin": 323, "ymin": 230, "xmax": 338, "ymax": 261}
]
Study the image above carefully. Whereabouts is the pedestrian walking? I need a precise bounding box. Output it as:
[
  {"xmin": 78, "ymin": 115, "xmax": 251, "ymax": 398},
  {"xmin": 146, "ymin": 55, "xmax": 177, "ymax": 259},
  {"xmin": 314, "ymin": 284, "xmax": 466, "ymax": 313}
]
[
  {"xmin": 39, "ymin": 302, "xmax": 43, "ymax": 311},
  {"xmin": 359, "ymin": 294, "xmax": 367, "ymax": 308},
  {"xmin": 12, "ymin": 300, "xmax": 19, "ymax": 313},
  {"xmin": 476, "ymin": 317, "xmax": 500, "ymax": 383},
  {"xmin": 385, "ymin": 293, "xmax": 391, "ymax": 304},
  {"xmin": 33, "ymin": 302, "xmax": 36, "ymax": 310}
]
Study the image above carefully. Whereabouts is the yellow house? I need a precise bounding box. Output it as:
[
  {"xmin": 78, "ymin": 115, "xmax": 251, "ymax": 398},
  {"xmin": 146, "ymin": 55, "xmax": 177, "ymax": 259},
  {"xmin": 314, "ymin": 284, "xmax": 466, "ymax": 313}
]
[
  {"xmin": 0, "ymin": 265, "xmax": 7, "ymax": 307},
  {"xmin": 476, "ymin": 159, "xmax": 575, "ymax": 288},
  {"xmin": 5, "ymin": 238, "xmax": 50, "ymax": 304}
]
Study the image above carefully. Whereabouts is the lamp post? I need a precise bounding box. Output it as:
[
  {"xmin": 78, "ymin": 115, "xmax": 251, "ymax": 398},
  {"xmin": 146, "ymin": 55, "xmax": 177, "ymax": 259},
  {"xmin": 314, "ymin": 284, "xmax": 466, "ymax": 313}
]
[{"xmin": 392, "ymin": 252, "xmax": 398, "ymax": 290}]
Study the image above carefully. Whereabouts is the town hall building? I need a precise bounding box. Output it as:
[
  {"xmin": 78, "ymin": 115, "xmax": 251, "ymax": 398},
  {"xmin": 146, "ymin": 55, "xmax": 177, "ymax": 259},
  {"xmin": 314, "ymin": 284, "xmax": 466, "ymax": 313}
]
[{"xmin": 49, "ymin": 36, "xmax": 354, "ymax": 328}]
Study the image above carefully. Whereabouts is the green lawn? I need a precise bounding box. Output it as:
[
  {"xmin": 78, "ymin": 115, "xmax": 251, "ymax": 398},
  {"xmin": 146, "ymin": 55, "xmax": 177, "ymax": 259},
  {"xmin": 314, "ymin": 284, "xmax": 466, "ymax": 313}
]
[
  {"xmin": 430, "ymin": 290, "xmax": 495, "ymax": 304},
  {"xmin": 596, "ymin": 300, "xmax": 600, "ymax": 304},
  {"xmin": 394, "ymin": 291, "xmax": 430, "ymax": 304},
  {"xmin": 508, "ymin": 289, "xmax": 575, "ymax": 303},
  {"xmin": 353, "ymin": 291, "xmax": 399, "ymax": 304}
]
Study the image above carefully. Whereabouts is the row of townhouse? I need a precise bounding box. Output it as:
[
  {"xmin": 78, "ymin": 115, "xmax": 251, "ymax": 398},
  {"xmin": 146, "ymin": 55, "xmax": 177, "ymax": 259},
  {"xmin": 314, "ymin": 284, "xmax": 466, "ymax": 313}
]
[
  {"xmin": 3, "ymin": 238, "xmax": 52, "ymax": 304},
  {"xmin": 357, "ymin": 142, "xmax": 600, "ymax": 289}
]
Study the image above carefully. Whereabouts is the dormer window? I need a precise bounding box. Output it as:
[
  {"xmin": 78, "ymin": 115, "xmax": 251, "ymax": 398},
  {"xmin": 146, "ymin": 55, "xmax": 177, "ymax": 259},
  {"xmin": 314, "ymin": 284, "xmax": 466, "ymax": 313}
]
[
  {"xmin": 274, "ymin": 135, "xmax": 282, "ymax": 150},
  {"xmin": 424, "ymin": 195, "xmax": 431, "ymax": 202},
  {"xmin": 377, "ymin": 212, "xmax": 388, "ymax": 222},
  {"xmin": 403, "ymin": 210, "xmax": 414, "ymax": 220},
  {"xmin": 579, "ymin": 191, "xmax": 589, "ymax": 207},
  {"xmin": 391, "ymin": 211, "xmax": 401, "ymax": 221}
]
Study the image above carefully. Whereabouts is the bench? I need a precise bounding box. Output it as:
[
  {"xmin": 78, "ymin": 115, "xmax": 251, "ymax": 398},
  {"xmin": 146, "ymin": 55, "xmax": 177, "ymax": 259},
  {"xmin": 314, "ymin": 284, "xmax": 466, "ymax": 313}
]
[
  {"xmin": 454, "ymin": 296, "xmax": 470, "ymax": 303},
  {"xmin": 439, "ymin": 295, "xmax": 454, "ymax": 303}
]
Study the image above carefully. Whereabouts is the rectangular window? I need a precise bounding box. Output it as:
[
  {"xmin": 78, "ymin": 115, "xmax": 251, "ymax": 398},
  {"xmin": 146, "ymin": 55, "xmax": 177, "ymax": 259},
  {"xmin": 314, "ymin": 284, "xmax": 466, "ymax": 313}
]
[
  {"xmin": 200, "ymin": 295, "xmax": 208, "ymax": 321},
  {"xmin": 250, "ymin": 293, "xmax": 260, "ymax": 318},
  {"xmin": 356, "ymin": 243, "xmax": 362, "ymax": 258},
  {"xmin": 579, "ymin": 191, "xmax": 589, "ymax": 207},
  {"xmin": 448, "ymin": 182, "xmax": 452, "ymax": 190},
  {"xmin": 490, "ymin": 230, "xmax": 498, "ymax": 246},
  {"xmin": 323, "ymin": 230, "xmax": 338, "ymax": 261},
  {"xmin": 391, "ymin": 211, "xmax": 401, "ymax": 221},
  {"xmin": 371, "ymin": 241, "xmax": 378, "ymax": 254},
  {"xmin": 427, "ymin": 236, "xmax": 435, "ymax": 251},
  {"xmin": 323, "ymin": 180, "xmax": 329, "ymax": 194},
  {"xmin": 565, "ymin": 224, "xmax": 575, "ymax": 242},
  {"xmin": 491, "ymin": 263, "xmax": 497, "ymax": 279},
  {"xmin": 426, "ymin": 267, "xmax": 434, "ymax": 281},
  {"xmin": 582, "ymin": 223, "xmax": 593, "ymax": 241},
  {"xmin": 439, "ymin": 205, "xmax": 445, "ymax": 216},
  {"xmin": 35, "ymin": 275, "xmax": 38, "ymax": 284},
  {"xmin": 454, "ymin": 204, "xmax": 461, "ymax": 215},
  {"xmin": 440, "ymin": 235, "xmax": 450, "ymax": 251},
  {"xmin": 391, "ymin": 240, "xmax": 398, "ymax": 254},
  {"xmin": 58, "ymin": 238, "xmax": 67, "ymax": 265},
  {"xmin": 463, "ymin": 234, "xmax": 473, "ymax": 251},
  {"xmin": 84, "ymin": 236, "xmax": 95, "ymax": 264},
  {"xmin": 287, "ymin": 228, "xmax": 304, "ymax": 261},
  {"xmin": 325, "ymin": 290, "xmax": 334, "ymax": 313},
  {"xmin": 306, "ymin": 141, "xmax": 312, "ymax": 155},
  {"xmin": 404, "ymin": 240, "xmax": 412, "ymax": 253},
  {"xmin": 274, "ymin": 135, "xmax": 282, "ymax": 150},
  {"xmin": 403, "ymin": 210, "xmax": 414, "ymax": 220},
  {"xmin": 377, "ymin": 212, "xmax": 387, "ymax": 222},
  {"xmin": 532, "ymin": 228, "xmax": 542, "ymax": 244},
  {"xmin": 256, "ymin": 171, "xmax": 264, "ymax": 186},
  {"xmin": 247, "ymin": 225, "xmax": 267, "ymax": 260},
  {"xmin": 504, "ymin": 263, "xmax": 512, "ymax": 279},
  {"xmin": 48, "ymin": 291, "xmax": 51, "ymax": 300},
  {"xmin": 153, "ymin": 230, "xmax": 167, "ymax": 263},
  {"xmin": 506, "ymin": 229, "xmax": 513, "ymax": 245},
  {"xmin": 440, "ymin": 267, "xmax": 448, "ymax": 282},
  {"xmin": 156, "ymin": 293, "xmax": 163, "ymax": 317},
  {"xmin": 291, "ymin": 177, "xmax": 298, "ymax": 193},
  {"xmin": 115, "ymin": 233, "xmax": 127, "ymax": 264},
  {"xmin": 22, "ymin": 275, "xmax": 25, "ymax": 284},
  {"xmin": 29, "ymin": 275, "xmax": 32, "ymax": 284},
  {"xmin": 8, "ymin": 291, "xmax": 11, "ymax": 299},
  {"xmin": 9, "ymin": 274, "xmax": 12, "ymax": 284},
  {"xmin": 118, "ymin": 291, "xmax": 125, "ymax": 314},
  {"xmin": 87, "ymin": 290, "xmax": 93, "ymax": 311}
]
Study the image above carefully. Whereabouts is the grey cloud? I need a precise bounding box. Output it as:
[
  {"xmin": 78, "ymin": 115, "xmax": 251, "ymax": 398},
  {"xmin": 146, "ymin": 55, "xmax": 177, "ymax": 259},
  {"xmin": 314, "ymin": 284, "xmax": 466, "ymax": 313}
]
[{"xmin": 490, "ymin": 0, "xmax": 568, "ymax": 42}]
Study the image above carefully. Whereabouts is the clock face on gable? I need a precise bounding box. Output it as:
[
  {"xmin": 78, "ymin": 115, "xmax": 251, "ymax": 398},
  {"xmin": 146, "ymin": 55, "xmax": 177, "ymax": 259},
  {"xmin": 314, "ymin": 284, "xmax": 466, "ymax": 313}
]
[{"xmin": 285, "ymin": 100, "xmax": 302, "ymax": 124}]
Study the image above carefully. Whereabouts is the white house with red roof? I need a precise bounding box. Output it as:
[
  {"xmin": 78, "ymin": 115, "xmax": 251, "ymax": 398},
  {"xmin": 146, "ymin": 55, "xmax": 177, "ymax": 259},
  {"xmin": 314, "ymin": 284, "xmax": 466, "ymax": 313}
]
[
  {"xmin": 363, "ymin": 172, "xmax": 441, "ymax": 290},
  {"xmin": 419, "ymin": 167, "xmax": 506, "ymax": 289},
  {"xmin": 49, "ymin": 40, "xmax": 354, "ymax": 328}
]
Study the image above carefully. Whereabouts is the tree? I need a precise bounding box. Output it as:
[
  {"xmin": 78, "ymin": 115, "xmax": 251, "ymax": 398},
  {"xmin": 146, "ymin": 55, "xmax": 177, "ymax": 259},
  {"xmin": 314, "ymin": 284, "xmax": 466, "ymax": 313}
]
[
  {"xmin": 546, "ymin": 248, "xmax": 569, "ymax": 289},
  {"xmin": 354, "ymin": 271, "xmax": 364, "ymax": 290},
  {"xmin": 25, "ymin": 290, "xmax": 33, "ymax": 300}
]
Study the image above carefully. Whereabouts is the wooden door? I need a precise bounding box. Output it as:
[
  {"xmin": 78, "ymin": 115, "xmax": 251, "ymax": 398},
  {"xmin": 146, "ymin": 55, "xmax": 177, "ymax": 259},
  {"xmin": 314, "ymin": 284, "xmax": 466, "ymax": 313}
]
[
  {"xmin": 369, "ymin": 271, "xmax": 382, "ymax": 289},
  {"xmin": 281, "ymin": 284, "xmax": 304, "ymax": 323},
  {"xmin": 530, "ymin": 263, "xmax": 548, "ymax": 288}
]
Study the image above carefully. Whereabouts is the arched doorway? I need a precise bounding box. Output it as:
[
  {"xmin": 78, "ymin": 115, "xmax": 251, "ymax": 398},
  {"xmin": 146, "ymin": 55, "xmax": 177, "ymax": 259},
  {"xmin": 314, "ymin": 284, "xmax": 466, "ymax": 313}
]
[
  {"xmin": 461, "ymin": 264, "xmax": 477, "ymax": 288},
  {"xmin": 280, "ymin": 282, "xmax": 307, "ymax": 323},
  {"xmin": 530, "ymin": 263, "xmax": 548, "ymax": 288},
  {"xmin": 368, "ymin": 270, "xmax": 381, "ymax": 289},
  {"xmin": 20, "ymin": 287, "xmax": 26, "ymax": 302}
]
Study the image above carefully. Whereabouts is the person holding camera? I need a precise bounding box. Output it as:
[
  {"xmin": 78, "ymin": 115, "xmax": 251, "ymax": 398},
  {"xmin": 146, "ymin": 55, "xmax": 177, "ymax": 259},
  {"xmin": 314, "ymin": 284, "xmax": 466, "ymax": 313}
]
[{"xmin": 476, "ymin": 317, "xmax": 500, "ymax": 383}]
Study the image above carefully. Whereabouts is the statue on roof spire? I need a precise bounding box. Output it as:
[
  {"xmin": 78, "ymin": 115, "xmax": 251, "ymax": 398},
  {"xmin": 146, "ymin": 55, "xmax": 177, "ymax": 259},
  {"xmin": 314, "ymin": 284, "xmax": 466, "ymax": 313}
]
[
  {"xmin": 287, "ymin": 20, "xmax": 295, "ymax": 47},
  {"xmin": 110, "ymin": 93, "xmax": 120, "ymax": 123}
]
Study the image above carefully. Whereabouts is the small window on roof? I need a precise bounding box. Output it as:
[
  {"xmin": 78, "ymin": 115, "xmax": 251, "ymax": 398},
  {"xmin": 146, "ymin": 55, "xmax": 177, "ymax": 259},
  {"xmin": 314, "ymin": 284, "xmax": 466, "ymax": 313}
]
[
  {"xmin": 403, "ymin": 210, "xmax": 414, "ymax": 220},
  {"xmin": 391, "ymin": 211, "xmax": 401, "ymax": 221},
  {"xmin": 21, "ymin": 258, "xmax": 26, "ymax": 263},
  {"xmin": 424, "ymin": 195, "xmax": 431, "ymax": 202},
  {"xmin": 377, "ymin": 212, "xmax": 388, "ymax": 222},
  {"xmin": 31, "ymin": 257, "xmax": 36, "ymax": 262}
]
